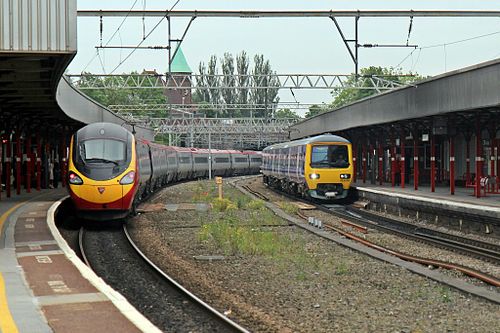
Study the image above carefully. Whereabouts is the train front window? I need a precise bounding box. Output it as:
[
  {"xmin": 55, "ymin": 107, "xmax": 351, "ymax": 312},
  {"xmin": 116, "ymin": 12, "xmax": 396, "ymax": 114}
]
[
  {"xmin": 311, "ymin": 145, "xmax": 349, "ymax": 168},
  {"xmin": 80, "ymin": 139, "xmax": 126, "ymax": 164}
]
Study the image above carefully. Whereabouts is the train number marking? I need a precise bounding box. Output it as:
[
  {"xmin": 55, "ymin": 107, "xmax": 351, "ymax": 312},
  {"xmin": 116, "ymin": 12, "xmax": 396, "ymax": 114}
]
[{"xmin": 25, "ymin": 224, "xmax": 35, "ymax": 229}]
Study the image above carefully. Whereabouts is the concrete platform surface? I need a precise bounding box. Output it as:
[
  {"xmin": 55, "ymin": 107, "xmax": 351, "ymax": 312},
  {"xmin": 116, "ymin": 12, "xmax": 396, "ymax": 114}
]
[{"xmin": 0, "ymin": 189, "xmax": 160, "ymax": 333}]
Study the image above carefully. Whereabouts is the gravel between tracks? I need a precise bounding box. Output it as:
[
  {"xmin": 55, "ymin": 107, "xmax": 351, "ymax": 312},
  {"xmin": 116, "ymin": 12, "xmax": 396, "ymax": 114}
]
[{"xmin": 128, "ymin": 177, "xmax": 500, "ymax": 332}]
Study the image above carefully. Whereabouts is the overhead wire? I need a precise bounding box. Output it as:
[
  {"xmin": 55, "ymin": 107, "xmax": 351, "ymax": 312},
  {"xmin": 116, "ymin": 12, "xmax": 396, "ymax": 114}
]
[
  {"xmin": 109, "ymin": 0, "xmax": 183, "ymax": 74},
  {"xmin": 395, "ymin": 28, "xmax": 500, "ymax": 70},
  {"xmin": 81, "ymin": 0, "xmax": 140, "ymax": 73}
]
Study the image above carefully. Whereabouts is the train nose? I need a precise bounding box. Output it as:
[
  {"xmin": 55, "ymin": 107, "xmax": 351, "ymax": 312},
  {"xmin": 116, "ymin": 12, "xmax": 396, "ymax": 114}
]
[{"xmin": 72, "ymin": 184, "xmax": 124, "ymax": 209}]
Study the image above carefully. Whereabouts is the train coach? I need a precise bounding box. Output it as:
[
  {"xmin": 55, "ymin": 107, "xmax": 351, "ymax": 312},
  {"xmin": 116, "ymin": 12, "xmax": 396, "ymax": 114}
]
[
  {"xmin": 67, "ymin": 122, "xmax": 261, "ymax": 220},
  {"xmin": 261, "ymin": 134, "xmax": 353, "ymax": 200}
]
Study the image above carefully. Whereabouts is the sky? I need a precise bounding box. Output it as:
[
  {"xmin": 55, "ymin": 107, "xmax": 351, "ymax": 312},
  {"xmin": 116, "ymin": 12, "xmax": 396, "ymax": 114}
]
[{"xmin": 70, "ymin": 1, "xmax": 500, "ymax": 115}]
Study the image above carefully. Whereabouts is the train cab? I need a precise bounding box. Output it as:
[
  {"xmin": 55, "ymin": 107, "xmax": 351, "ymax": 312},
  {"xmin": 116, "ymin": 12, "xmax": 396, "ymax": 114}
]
[{"xmin": 67, "ymin": 123, "xmax": 138, "ymax": 220}]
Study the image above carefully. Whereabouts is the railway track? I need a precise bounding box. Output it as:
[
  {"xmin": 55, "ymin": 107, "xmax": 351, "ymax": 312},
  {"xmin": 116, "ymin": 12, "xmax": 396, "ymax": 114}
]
[
  {"xmin": 335, "ymin": 206, "xmax": 500, "ymax": 265},
  {"xmin": 78, "ymin": 224, "xmax": 249, "ymax": 333},
  {"xmin": 241, "ymin": 184, "xmax": 269, "ymax": 201},
  {"xmin": 241, "ymin": 181, "xmax": 500, "ymax": 287}
]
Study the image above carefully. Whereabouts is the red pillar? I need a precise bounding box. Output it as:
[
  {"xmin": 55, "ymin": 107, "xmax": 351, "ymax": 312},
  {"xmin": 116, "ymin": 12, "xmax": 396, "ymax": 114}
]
[
  {"xmin": 6, "ymin": 134, "xmax": 11, "ymax": 198},
  {"xmin": 16, "ymin": 134, "xmax": 21, "ymax": 195},
  {"xmin": 475, "ymin": 120, "xmax": 483, "ymax": 198},
  {"xmin": 352, "ymin": 144, "xmax": 357, "ymax": 182},
  {"xmin": 26, "ymin": 136, "xmax": 31, "ymax": 193},
  {"xmin": 362, "ymin": 144, "xmax": 367, "ymax": 184},
  {"xmin": 440, "ymin": 140, "xmax": 445, "ymax": 183},
  {"xmin": 431, "ymin": 135, "xmax": 436, "ymax": 192},
  {"xmin": 450, "ymin": 136, "xmax": 455, "ymax": 195},
  {"xmin": 490, "ymin": 146, "xmax": 496, "ymax": 179},
  {"xmin": 391, "ymin": 141, "xmax": 396, "ymax": 187},
  {"xmin": 378, "ymin": 142, "xmax": 383, "ymax": 185},
  {"xmin": 466, "ymin": 139, "xmax": 471, "ymax": 185},
  {"xmin": 36, "ymin": 134, "xmax": 42, "ymax": 191},
  {"xmin": 414, "ymin": 137, "xmax": 419, "ymax": 190},
  {"xmin": 400, "ymin": 137, "xmax": 405, "ymax": 188},
  {"xmin": 496, "ymin": 142, "xmax": 500, "ymax": 185}
]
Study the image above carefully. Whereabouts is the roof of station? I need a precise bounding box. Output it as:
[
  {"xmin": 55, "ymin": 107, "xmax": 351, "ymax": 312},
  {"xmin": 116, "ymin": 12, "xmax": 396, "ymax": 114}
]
[
  {"xmin": 170, "ymin": 47, "xmax": 192, "ymax": 73},
  {"xmin": 0, "ymin": 0, "xmax": 153, "ymax": 140},
  {"xmin": 290, "ymin": 58, "xmax": 500, "ymax": 139}
]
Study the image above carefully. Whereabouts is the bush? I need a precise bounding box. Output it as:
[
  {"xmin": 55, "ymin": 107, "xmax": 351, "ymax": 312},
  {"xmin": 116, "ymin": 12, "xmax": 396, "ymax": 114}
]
[
  {"xmin": 212, "ymin": 198, "xmax": 237, "ymax": 212},
  {"xmin": 247, "ymin": 199, "xmax": 266, "ymax": 211}
]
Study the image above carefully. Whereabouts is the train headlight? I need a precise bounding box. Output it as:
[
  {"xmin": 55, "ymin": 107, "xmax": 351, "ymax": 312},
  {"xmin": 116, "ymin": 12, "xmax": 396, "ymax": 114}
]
[
  {"xmin": 340, "ymin": 174, "xmax": 351, "ymax": 179},
  {"xmin": 119, "ymin": 171, "xmax": 136, "ymax": 185},
  {"xmin": 309, "ymin": 173, "xmax": 320, "ymax": 180},
  {"xmin": 68, "ymin": 172, "xmax": 83, "ymax": 185}
]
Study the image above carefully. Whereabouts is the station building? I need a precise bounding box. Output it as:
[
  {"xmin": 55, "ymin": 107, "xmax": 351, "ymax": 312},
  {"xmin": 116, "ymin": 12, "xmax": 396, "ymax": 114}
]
[{"xmin": 290, "ymin": 58, "xmax": 500, "ymax": 199}]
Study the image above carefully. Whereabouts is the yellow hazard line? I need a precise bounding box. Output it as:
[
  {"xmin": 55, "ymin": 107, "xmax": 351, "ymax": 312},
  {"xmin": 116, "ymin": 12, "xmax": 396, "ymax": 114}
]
[{"xmin": 0, "ymin": 202, "xmax": 27, "ymax": 333}]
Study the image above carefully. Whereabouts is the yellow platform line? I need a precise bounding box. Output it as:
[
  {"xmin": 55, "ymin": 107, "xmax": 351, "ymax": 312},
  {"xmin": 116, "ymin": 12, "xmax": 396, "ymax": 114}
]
[{"xmin": 0, "ymin": 202, "xmax": 28, "ymax": 333}]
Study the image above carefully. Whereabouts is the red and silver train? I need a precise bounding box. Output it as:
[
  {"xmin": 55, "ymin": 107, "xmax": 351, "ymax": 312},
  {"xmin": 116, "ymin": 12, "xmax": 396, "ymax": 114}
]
[{"xmin": 67, "ymin": 122, "xmax": 261, "ymax": 220}]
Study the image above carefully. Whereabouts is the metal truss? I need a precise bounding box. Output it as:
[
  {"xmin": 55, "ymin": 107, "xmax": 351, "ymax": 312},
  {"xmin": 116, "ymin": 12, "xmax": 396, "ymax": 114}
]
[
  {"xmin": 66, "ymin": 73, "xmax": 404, "ymax": 92},
  {"xmin": 119, "ymin": 113, "xmax": 296, "ymax": 149},
  {"xmin": 145, "ymin": 117, "xmax": 297, "ymax": 135},
  {"xmin": 108, "ymin": 102, "xmax": 325, "ymax": 114}
]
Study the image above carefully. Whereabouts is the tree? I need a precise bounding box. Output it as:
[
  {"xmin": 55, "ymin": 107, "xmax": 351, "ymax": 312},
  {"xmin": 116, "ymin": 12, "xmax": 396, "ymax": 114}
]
[
  {"xmin": 304, "ymin": 104, "xmax": 329, "ymax": 119},
  {"xmin": 236, "ymin": 51, "xmax": 250, "ymax": 116},
  {"xmin": 275, "ymin": 108, "xmax": 301, "ymax": 120},
  {"xmin": 221, "ymin": 52, "xmax": 237, "ymax": 117},
  {"xmin": 207, "ymin": 55, "xmax": 221, "ymax": 108},
  {"xmin": 330, "ymin": 66, "xmax": 425, "ymax": 109},
  {"xmin": 193, "ymin": 62, "xmax": 210, "ymax": 103},
  {"xmin": 195, "ymin": 52, "xmax": 279, "ymax": 118},
  {"xmin": 79, "ymin": 71, "xmax": 168, "ymax": 117},
  {"xmin": 250, "ymin": 54, "xmax": 280, "ymax": 118}
]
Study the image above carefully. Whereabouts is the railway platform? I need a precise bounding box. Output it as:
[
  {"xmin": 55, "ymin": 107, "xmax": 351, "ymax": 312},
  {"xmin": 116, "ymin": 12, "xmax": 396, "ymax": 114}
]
[
  {"xmin": 353, "ymin": 181, "xmax": 500, "ymax": 238},
  {"xmin": 0, "ymin": 189, "xmax": 158, "ymax": 333}
]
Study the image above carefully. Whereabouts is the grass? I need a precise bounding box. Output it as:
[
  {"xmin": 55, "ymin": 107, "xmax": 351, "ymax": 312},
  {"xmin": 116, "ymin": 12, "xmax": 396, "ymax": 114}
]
[
  {"xmin": 194, "ymin": 179, "xmax": 339, "ymax": 281},
  {"xmin": 335, "ymin": 260, "xmax": 349, "ymax": 275},
  {"xmin": 198, "ymin": 213, "xmax": 288, "ymax": 256},
  {"xmin": 191, "ymin": 181, "xmax": 215, "ymax": 203},
  {"xmin": 278, "ymin": 201, "xmax": 299, "ymax": 215},
  {"xmin": 436, "ymin": 286, "xmax": 453, "ymax": 303}
]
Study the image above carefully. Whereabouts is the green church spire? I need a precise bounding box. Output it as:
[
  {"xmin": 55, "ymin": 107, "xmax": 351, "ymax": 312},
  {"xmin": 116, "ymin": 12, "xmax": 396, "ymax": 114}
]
[{"xmin": 170, "ymin": 47, "xmax": 192, "ymax": 73}]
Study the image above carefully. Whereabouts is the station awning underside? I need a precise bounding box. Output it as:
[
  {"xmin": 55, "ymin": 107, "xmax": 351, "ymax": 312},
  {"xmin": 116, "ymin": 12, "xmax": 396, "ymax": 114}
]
[
  {"xmin": 0, "ymin": 53, "xmax": 153, "ymax": 140},
  {"xmin": 0, "ymin": 53, "xmax": 82, "ymax": 132},
  {"xmin": 290, "ymin": 58, "xmax": 500, "ymax": 139}
]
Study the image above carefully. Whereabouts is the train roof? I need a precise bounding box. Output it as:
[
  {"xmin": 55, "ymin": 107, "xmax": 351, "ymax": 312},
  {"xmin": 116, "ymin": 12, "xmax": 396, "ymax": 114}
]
[
  {"xmin": 263, "ymin": 134, "xmax": 350, "ymax": 151},
  {"xmin": 76, "ymin": 122, "xmax": 131, "ymax": 141}
]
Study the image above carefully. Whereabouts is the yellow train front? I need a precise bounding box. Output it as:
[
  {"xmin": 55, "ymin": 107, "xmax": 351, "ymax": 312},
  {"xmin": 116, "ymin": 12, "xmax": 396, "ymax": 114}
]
[
  {"xmin": 262, "ymin": 134, "xmax": 353, "ymax": 200},
  {"xmin": 67, "ymin": 123, "xmax": 139, "ymax": 220}
]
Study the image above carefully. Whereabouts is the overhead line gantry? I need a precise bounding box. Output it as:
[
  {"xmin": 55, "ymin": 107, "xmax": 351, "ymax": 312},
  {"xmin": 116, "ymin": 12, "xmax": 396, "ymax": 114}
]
[{"xmin": 78, "ymin": 9, "xmax": 500, "ymax": 76}]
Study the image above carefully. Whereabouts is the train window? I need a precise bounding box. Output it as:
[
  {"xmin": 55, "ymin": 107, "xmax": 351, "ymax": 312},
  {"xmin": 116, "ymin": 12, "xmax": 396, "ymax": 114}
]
[
  {"xmin": 179, "ymin": 156, "xmax": 191, "ymax": 164},
  {"xmin": 251, "ymin": 158, "xmax": 262, "ymax": 163},
  {"xmin": 195, "ymin": 157, "xmax": 208, "ymax": 164},
  {"xmin": 80, "ymin": 139, "xmax": 125, "ymax": 163},
  {"xmin": 311, "ymin": 145, "xmax": 349, "ymax": 168},
  {"xmin": 235, "ymin": 157, "xmax": 247, "ymax": 163},
  {"xmin": 215, "ymin": 157, "xmax": 229, "ymax": 163},
  {"xmin": 168, "ymin": 157, "xmax": 177, "ymax": 164}
]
